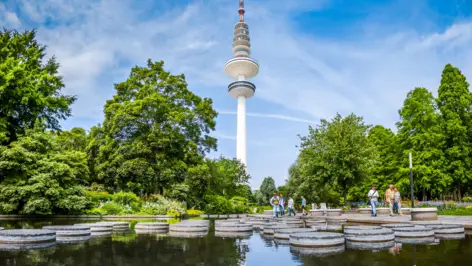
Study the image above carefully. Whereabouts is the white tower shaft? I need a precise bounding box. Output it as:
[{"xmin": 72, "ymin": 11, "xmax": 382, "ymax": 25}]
[
  {"xmin": 224, "ymin": 0, "xmax": 258, "ymax": 168},
  {"xmin": 237, "ymin": 95, "xmax": 247, "ymax": 166}
]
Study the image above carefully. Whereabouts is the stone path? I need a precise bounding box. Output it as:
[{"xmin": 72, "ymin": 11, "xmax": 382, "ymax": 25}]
[{"xmin": 251, "ymin": 213, "xmax": 472, "ymax": 229}]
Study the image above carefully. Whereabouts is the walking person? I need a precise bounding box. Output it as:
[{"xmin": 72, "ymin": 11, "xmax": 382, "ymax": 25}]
[
  {"xmin": 270, "ymin": 192, "xmax": 280, "ymax": 218},
  {"xmin": 287, "ymin": 197, "xmax": 296, "ymax": 216},
  {"xmin": 279, "ymin": 193, "xmax": 285, "ymax": 216},
  {"xmin": 385, "ymin": 184, "xmax": 395, "ymax": 217},
  {"xmin": 394, "ymin": 187, "xmax": 402, "ymax": 216},
  {"xmin": 301, "ymin": 196, "xmax": 307, "ymax": 216},
  {"xmin": 368, "ymin": 185, "xmax": 379, "ymax": 217}
]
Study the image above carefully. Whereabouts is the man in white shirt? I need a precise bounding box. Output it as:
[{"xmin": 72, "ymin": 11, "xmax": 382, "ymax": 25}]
[
  {"xmin": 367, "ymin": 185, "xmax": 379, "ymax": 217},
  {"xmin": 287, "ymin": 197, "xmax": 296, "ymax": 216}
]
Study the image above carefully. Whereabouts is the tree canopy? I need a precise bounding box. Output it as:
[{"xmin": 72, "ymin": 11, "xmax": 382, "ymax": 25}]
[{"xmin": 0, "ymin": 29, "xmax": 75, "ymax": 145}]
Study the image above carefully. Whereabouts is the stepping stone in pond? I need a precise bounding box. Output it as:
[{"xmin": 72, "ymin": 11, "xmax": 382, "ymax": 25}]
[
  {"xmin": 214, "ymin": 223, "xmax": 253, "ymax": 232},
  {"xmin": 381, "ymin": 223, "xmax": 415, "ymax": 229},
  {"xmin": 169, "ymin": 222, "xmax": 209, "ymax": 232},
  {"xmin": 274, "ymin": 227, "xmax": 317, "ymax": 239},
  {"xmin": 0, "ymin": 229, "xmax": 57, "ymax": 251},
  {"xmin": 289, "ymin": 232, "xmax": 345, "ymax": 247},
  {"xmin": 344, "ymin": 226, "xmax": 382, "ymax": 234},
  {"xmin": 74, "ymin": 223, "xmax": 113, "ymax": 236},
  {"xmin": 344, "ymin": 228, "xmax": 394, "ymax": 242},
  {"xmin": 42, "ymin": 225, "xmax": 91, "ymax": 243},
  {"xmin": 391, "ymin": 226, "xmax": 435, "ymax": 244},
  {"xmin": 135, "ymin": 222, "xmax": 169, "ymax": 233},
  {"xmin": 100, "ymin": 222, "xmax": 130, "ymax": 231},
  {"xmin": 262, "ymin": 224, "xmax": 295, "ymax": 235},
  {"xmin": 168, "ymin": 231, "xmax": 208, "ymax": 238}
]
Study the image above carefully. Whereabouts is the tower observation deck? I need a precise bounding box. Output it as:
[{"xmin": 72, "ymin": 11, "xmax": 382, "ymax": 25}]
[{"xmin": 224, "ymin": 0, "xmax": 259, "ymax": 167}]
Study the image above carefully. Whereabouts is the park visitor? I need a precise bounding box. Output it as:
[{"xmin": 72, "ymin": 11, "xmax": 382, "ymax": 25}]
[
  {"xmin": 270, "ymin": 192, "xmax": 280, "ymax": 218},
  {"xmin": 394, "ymin": 187, "xmax": 402, "ymax": 216},
  {"xmin": 279, "ymin": 193, "xmax": 285, "ymax": 216},
  {"xmin": 385, "ymin": 184, "xmax": 395, "ymax": 216},
  {"xmin": 301, "ymin": 196, "xmax": 307, "ymax": 216},
  {"xmin": 368, "ymin": 185, "xmax": 379, "ymax": 217},
  {"xmin": 287, "ymin": 197, "xmax": 296, "ymax": 216}
]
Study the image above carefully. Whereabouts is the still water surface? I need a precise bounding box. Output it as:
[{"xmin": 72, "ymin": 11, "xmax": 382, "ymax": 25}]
[{"xmin": 0, "ymin": 219, "xmax": 471, "ymax": 266}]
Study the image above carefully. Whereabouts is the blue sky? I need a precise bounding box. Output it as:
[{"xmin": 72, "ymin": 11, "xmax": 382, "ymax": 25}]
[{"xmin": 2, "ymin": 0, "xmax": 472, "ymax": 189}]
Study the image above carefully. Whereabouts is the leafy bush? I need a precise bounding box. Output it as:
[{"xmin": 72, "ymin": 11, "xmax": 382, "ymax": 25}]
[
  {"xmin": 166, "ymin": 209, "xmax": 181, "ymax": 217},
  {"xmin": 204, "ymin": 195, "xmax": 233, "ymax": 214},
  {"xmin": 86, "ymin": 191, "xmax": 113, "ymax": 207},
  {"xmin": 101, "ymin": 202, "xmax": 124, "ymax": 215},
  {"xmin": 138, "ymin": 196, "xmax": 185, "ymax": 215},
  {"xmin": 230, "ymin": 196, "xmax": 249, "ymax": 214},
  {"xmin": 113, "ymin": 192, "xmax": 141, "ymax": 206},
  {"xmin": 462, "ymin": 196, "xmax": 472, "ymax": 202},
  {"xmin": 86, "ymin": 207, "xmax": 106, "ymax": 216}
]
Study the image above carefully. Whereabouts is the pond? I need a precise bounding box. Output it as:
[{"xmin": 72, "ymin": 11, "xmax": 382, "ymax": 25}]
[{"xmin": 0, "ymin": 219, "xmax": 471, "ymax": 266}]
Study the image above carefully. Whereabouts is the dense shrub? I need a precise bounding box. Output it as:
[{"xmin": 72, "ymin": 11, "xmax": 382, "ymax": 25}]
[
  {"xmin": 462, "ymin": 196, "xmax": 472, "ymax": 202},
  {"xmin": 229, "ymin": 196, "xmax": 249, "ymax": 214},
  {"xmin": 86, "ymin": 191, "xmax": 113, "ymax": 207},
  {"xmin": 113, "ymin": 192, "xmax": 142, "ymax": 206},
  {"xmin": 204, "ymin": 195, "xmax": 233, "ymax": 214},
  {"xmin": 101, "ymin": 202, "xmax": 124, "ymax": 215}
]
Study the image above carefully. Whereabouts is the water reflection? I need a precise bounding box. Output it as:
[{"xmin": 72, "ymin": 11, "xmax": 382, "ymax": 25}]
[{"xmin": 0, "ymin": 219, "xmax": 471, "ymax": 265}]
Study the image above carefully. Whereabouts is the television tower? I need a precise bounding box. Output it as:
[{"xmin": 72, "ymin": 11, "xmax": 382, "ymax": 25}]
[{"xmin": 224, "ymin": 0, "xmax": 259, "ymax": 167}]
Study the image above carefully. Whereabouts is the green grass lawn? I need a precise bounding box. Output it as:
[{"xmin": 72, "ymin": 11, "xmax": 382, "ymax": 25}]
[{"xmin": 438, "ymin": 208, "xmax": 472, "ymax": 216}]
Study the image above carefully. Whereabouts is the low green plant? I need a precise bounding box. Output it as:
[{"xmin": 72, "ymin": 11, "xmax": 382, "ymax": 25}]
[
  {"xmin": 462, "ymin": 196, "xmax": 472, "ymax": 202},
  {"xmin": 85, "ymin": 207, "xmax": 106, "ymax": 216},
  {"xmin": 166, "ymin": 209, "xmax": 181, "ymax": 217},
  {"xmin": 230, "ymin": 196, "xmax": 249, "ymax": 213},
  {"xmin": 113, "ymin": 192, "xmax": 142, "ymax": 206},
  {"xmin": 255, "ymin": 206, "xmax": 273, "ymax": 214},
  {"xmin": 101, "ymin": 202, "xmax": 124, "ymax": 215},
  {"xmin": 203, "ymin": 195, "xmax": 232, "ymax": 214},
  {"xmin": 87, "ymin": 191, "xmax": 113, "ymax": 207},
  {"xmin": 186, "ymin": 209, "xmax": 204, "ymax": 216}
]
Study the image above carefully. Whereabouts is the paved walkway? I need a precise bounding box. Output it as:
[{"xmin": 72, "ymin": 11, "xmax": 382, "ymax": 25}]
[
  {"xmin": 319, "ymin": 214, "xmax": 472, "ymax": 229},
  {"xmin": 250, "ymin": 213, "xmax": 472, "ymax": 229}
]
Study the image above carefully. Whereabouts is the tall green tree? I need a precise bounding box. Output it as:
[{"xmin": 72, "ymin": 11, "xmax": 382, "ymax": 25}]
[
  {"xmin": 0, "ymin": 29, "xmax": 75, "ymax": 144},
  {"xmin": 436, "ymin": 64, "xmax": 472, "ymax": 200},
  {"xmin": 259, "ymin": 177, "xmax": 276, "ymax": 204},
  {"xmin": 348, "ymin": 125, "xmax": 396, "ymax": 201},
  {"xmin": 298, "ymin": 113, "xmax": 376, "ymax": 205},
  {"xmin": 57, "ymin": 127, "xmax": 88, "ymax": 152},
  {"xmin": 91, "ymin": 59, "xmax": 217, "ymax": 194},
  {"xmin": 396, "ymin": 88, "xmax": 446, "ymax": 200},
  {"xmin": 0, "ymin": 122, "xmax": 89, "ymax": 214}
]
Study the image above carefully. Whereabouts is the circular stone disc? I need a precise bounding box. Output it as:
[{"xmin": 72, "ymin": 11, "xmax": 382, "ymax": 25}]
[{"xmin": 382, "ymin": 224, "xmax": 415, "ymax": 229}]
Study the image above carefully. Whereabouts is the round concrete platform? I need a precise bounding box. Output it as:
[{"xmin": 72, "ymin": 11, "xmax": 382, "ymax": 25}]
[
  {"xmin": 75, "ymin": 223, "xmax": 113, "ymax": 233},
  {"xmin": 344, "ymin": 226, "xmax": 382, "ymax": 234},
  {"xmin": 215, "ymin": 223, "xmax": 253, "ymax": 232},
  {"xmin": 101, "ymin": 222, "xmax": 130, "ymax": 231},
  {"xmin": 425, "ymin": 224, "xmax": 465, "ymax": 234},
  {"xmin": 344, "ymin": 228, "xmax": 395, "ymax": 243},
  {"xmin": 168, "ymin": 231, "xmax": 208, "ymax": 238},
  {"xmin": 289, "ymin": 232, "xmax": 345, "ymax": 247},
  {"xmin": 0, "ymin": 229, "xmax": 56, "ymax": 250},
  {"xmin": 391, "ymin": 226, "xmax": 434, "ymax": 239},
  {"xmin": 135, "ymin": 222, "xmax": 169, "ymax": 233},
  {"xmin": 169, "ymin": 223, "xmax": 209, "ymax": 232},
  {"xmin": 42, "ymin": 225, "xmax": 91, "ymax": 243},
  {"xmin": 274, "ymin": 228, "xmax": 317, "ymax": 240},
  {"xmin": 382, "ymin": 223, "xmax": 415, "ymax": 229}
]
